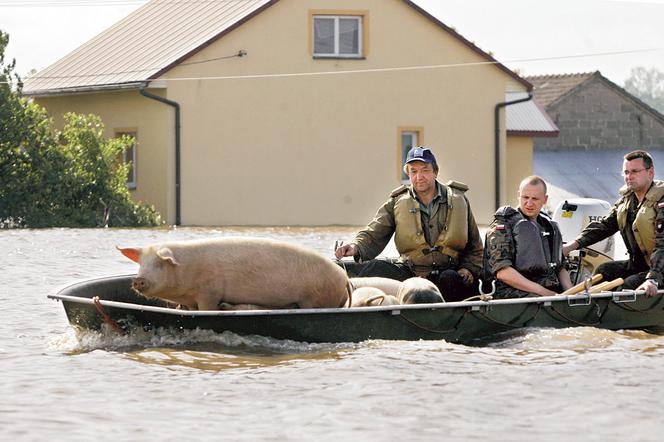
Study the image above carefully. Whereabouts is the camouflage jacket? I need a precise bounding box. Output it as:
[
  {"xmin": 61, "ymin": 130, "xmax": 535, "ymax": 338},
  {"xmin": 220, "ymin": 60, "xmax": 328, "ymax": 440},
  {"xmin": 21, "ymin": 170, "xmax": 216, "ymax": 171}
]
[{"xmin": 484, "ymin": 206, "xmax": 564, "ymax": 298}]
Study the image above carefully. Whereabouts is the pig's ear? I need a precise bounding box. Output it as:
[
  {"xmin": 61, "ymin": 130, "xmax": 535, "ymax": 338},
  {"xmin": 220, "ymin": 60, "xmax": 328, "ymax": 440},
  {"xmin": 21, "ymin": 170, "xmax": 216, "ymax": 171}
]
[
  {"xmin": 157, "ymin": 247, "xmax": 180, "ymax": 266},
  {"xmin": 117, "ymin": 246, "xmax": 142, "ymax": 263}
]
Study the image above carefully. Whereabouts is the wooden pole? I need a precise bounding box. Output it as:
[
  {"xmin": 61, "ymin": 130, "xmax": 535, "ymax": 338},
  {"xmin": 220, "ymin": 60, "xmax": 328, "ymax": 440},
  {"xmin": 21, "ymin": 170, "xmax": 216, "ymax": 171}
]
[
  {"xmin": 588, "ymin": 278, "xmax": 624, "ymax": 293},
  {"xmin": 561, "ymin": 274, "xmax": 603, "ymax": 295}
]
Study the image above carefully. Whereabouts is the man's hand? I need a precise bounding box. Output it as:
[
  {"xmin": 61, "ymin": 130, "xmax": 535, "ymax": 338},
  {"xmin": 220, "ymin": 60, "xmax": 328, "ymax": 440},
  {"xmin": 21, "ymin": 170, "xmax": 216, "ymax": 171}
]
[
  {"xmin": 457, "ymin": 268, "xmax": 474, "ymax": 286},
  {"xmin": 636, "ymin": 279, "xmax": 659, "ymax": 297},
  {"xmin": 562, "ymin": 241, "xmax": 578, "ymax": 257},
  {"xmin": 335, "ymin": 243, "xmax": 358, "ymax": 260}
]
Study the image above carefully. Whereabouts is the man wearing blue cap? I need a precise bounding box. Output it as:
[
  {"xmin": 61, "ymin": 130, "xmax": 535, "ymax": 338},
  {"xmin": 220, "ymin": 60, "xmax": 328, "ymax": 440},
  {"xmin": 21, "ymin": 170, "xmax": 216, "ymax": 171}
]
[{"xmin": 335, "ymin": 146, "xmax": 483, "ymax": 302}]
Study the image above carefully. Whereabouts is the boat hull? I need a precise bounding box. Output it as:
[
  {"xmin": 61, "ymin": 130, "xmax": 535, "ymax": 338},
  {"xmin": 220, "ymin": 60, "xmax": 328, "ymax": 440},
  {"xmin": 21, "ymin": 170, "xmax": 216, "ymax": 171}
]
[{"xmin": 49, "ymin": 275, "xmax": 664, "ymax": 344}]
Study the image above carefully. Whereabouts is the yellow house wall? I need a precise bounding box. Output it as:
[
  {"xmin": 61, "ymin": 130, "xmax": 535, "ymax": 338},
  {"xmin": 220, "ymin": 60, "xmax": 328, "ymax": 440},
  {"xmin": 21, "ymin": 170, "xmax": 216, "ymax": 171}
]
[
  {"xmin": 33, "ymin": 90, "xmax": 175, "ymax": 221},
  {"xmin": 33, "ymin": 0, "xmax": 528, "ymax": 226},
  {"xmin": 505, "ymin": 135, "xmax": 534, "ymax": 208},
  {"xmin": 160, "ymin": 0, "xmax": 523, "ymax": 226}
]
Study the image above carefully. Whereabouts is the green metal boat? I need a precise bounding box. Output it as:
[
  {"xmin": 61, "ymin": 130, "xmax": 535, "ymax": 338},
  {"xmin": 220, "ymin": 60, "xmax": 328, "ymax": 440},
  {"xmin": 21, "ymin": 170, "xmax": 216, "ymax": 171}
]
[{"xmin": 48, "ymin": 273, "xmax": 664, "ymax": 345}]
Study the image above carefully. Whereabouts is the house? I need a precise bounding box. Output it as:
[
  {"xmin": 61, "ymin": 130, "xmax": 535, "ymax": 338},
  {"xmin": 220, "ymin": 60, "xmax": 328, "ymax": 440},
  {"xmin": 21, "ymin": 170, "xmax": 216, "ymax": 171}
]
[
  {"xmin": 24, "ymin": 0, "xmax": 556, "ymax": 226},
  {"xmin": 527, "ymin": 71, "xmax": 664, "ymax": 208}
]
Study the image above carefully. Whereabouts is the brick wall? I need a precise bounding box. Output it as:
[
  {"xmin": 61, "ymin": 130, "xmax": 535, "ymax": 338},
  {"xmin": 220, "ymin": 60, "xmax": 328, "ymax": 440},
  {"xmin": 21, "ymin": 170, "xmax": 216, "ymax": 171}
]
[{"xmin": 534, "ymin": 77, "xmax": 664, "ymax": 151}]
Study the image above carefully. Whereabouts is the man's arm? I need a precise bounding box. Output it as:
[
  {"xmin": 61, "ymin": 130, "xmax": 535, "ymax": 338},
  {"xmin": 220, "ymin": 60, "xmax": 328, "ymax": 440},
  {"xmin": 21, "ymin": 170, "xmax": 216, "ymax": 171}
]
[
  {"xmin": 638, "ymin": 197, "xmax": 664, "ymax": 296},
  {"xmin": 563, "ymin": 203, "xmax": 621, "ymax": 256},
  {"xmin": 496, "ymin": 267, "xmax": 558, "ymax": 296},
  {"xmin": 341, "ymin": 198, "xmax": 397, "ymax": 261}
]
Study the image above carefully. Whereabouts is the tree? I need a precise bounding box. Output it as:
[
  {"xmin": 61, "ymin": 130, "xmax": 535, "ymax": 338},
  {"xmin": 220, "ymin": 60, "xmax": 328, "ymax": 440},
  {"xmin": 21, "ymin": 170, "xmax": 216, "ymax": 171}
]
[
  {"xmin": 624, "ymin": 66, "xmax": 664, "ymax": 114},
  {"xmin": 0, "ymin": 30, "xmax": 162, "ymax": 228}
]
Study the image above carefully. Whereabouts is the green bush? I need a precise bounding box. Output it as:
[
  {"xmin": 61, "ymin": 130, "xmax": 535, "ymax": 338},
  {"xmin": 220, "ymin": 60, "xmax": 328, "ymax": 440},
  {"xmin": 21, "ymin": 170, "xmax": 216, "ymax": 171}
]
[{"xmin": 0, "ymin": 30, "xmax": 162, "ymax": 228}]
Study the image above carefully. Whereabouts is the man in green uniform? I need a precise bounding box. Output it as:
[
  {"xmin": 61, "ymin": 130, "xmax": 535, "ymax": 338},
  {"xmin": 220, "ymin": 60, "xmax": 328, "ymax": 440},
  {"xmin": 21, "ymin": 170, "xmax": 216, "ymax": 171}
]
[
  {"xmin": 335, "ymin": 146, "xmax": 483, "ymax": 302},
  {"xmin": 484, "ymin": 176, "xmax": 572, "ymax": 298},
  {"xmin": 563, "ymin": 150, "xmax": 664, "ymax": 297}
]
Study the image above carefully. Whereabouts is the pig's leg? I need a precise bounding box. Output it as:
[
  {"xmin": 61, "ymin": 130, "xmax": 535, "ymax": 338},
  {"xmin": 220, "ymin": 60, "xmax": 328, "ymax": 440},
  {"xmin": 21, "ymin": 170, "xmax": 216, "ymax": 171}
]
[{"xmin": 219, "ymin": 302, "xmax": 272, "ymax": 310}]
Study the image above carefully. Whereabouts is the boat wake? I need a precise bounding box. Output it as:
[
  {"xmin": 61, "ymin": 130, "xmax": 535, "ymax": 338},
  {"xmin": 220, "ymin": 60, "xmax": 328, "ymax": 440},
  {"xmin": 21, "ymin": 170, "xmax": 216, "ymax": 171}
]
[{"xmin": 48, "ymin": 325, "xmax": 360, "ymax": 371}]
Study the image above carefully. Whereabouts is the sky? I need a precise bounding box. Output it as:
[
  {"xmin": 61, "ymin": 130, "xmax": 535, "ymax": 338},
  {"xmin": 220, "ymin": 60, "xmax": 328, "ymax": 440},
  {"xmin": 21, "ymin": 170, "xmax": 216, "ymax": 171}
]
[{"xmin": 1, "ymin": 0, "xmax": 663, "ymax": 86}]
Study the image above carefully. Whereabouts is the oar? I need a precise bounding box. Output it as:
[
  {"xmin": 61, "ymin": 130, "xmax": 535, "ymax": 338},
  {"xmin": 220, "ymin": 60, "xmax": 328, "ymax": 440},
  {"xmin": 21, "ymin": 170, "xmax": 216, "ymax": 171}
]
[
  {"xmin": 588, "ymin": 278, "xmax": 624, "ymax": 293},
  {"xmin": 561, "ymin": 274, "xmax": 603, "ymax": 295}
]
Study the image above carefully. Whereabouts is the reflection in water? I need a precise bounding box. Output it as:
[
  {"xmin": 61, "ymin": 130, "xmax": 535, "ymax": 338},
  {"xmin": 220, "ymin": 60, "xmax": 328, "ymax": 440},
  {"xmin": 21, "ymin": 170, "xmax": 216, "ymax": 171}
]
[
  {"xmin": 124, "ymin": 347, "xmax": 345, "ymax": 372},
  {"xmin": 50, "ymin": 326, "xmax": 357, "ymax": 372}
]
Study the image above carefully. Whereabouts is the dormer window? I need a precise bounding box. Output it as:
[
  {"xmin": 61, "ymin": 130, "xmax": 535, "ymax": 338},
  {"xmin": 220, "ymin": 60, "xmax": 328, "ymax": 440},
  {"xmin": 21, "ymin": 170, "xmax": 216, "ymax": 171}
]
[{"xmin": 312, "ymin": 15, "xmax": 363, "ymax": 58}]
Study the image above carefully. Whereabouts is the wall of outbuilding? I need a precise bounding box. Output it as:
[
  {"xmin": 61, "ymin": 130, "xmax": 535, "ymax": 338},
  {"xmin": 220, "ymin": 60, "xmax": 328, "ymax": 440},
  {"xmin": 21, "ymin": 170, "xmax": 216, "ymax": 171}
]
[{"xmin": 534, "ymin": 78, "xmax": 664, "ymax": 151}]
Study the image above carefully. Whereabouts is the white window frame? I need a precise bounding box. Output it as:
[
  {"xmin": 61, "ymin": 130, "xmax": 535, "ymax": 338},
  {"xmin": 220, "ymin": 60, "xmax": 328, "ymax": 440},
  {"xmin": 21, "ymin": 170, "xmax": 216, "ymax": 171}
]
[
  {"xmin": 117, "ymin": 132, "xmax": 137, "ymax": 190},
  {"xmin": 401, "ymin": 131, "xmax": 419, "ymax": 183},
  {"xmin": 313, "ymin": 15, "xmax": 363, "ymax": 58}
]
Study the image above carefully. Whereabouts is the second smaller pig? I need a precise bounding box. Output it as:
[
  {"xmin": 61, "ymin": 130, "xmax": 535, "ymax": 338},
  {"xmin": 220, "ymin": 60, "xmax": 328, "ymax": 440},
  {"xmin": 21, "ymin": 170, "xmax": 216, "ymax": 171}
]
[{"xmin": 397, "ymin": 277, "xmax": 444, "ymax": 304}]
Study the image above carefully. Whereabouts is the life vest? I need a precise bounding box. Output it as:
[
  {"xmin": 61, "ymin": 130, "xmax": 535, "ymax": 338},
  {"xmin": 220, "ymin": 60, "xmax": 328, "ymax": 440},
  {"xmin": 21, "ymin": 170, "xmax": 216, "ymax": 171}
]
[
  {"xmin": 615, "ymin": 180, "xmax": 664, "ymax": 263},
  {"xmin": 393, "ymin": 181, "xmax": 469, "ymax": 270},
  {"xmin": 485, "ymin": 206, "xmax": 563, "ymax": 278}
]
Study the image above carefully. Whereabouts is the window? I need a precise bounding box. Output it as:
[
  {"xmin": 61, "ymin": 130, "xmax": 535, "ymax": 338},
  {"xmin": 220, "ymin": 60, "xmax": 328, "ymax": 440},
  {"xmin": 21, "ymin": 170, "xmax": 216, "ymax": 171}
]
[
  {"xmin": 398, "ymin": 128, "xmax": 423, "ymax": 183},
  {"xmin": 116, "ymin": 131, "xmax": 137, "ymax": 189},
  {"xmin": 313, "ymin": 15, "xmax": 363, "ymax": 58}
]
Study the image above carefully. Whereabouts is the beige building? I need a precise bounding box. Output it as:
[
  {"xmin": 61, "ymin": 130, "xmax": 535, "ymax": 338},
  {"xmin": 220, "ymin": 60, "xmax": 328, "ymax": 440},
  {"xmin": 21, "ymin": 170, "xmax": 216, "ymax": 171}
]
[{"xmin": 24, "ymin": 0, "xmax": 557, "ymax": 226}]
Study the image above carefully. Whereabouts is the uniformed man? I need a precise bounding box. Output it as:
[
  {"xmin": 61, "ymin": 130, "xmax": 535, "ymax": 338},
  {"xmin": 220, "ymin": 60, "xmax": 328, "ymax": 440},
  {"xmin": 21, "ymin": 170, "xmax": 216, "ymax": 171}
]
[
  {"xmin": 334, "ymin": 146, "xmax": 483, "ymax": 302},
  {"xmin": 562, "ymin": 150, "xmax": 664, "ymax": 297},
  {"xmin": 483, "ymin": 175, "xmax": 572, "ymax": 298}
]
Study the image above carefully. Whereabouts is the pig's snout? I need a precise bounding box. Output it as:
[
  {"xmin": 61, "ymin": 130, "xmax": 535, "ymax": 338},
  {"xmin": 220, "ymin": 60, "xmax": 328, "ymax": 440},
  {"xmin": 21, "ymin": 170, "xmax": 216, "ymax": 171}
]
[{"xmin": 132, "ymin": 277, "xmax": 149, "ymax": 292}]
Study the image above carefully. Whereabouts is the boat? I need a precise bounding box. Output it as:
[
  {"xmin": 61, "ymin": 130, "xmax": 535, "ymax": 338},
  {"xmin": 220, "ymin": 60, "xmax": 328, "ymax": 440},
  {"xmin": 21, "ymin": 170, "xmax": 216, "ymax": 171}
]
[
  {"xmin": 48, "ymin": 270, "xmax": 664, "ymax": 345},
  {"xmin": 47, "ymin": 198, "xmax": 664, "ymax": 344}
]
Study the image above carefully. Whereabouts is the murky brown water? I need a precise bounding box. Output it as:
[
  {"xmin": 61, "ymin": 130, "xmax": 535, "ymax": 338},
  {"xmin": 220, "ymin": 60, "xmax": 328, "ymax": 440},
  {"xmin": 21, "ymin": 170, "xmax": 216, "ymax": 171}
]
[{"xmin": 2, "ymin": 227, "xmax": 664, "ymax": 441}]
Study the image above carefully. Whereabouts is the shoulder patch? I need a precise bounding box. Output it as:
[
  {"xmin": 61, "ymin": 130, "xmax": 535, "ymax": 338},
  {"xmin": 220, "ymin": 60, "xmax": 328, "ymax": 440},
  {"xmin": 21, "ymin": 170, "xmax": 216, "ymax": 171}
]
[
  {"xmin": 658, "ymin": 202, "xmax": 664, "ymax": 209},
  {"xmin": 390, "ymin": 185, "xmax": 408, "ymax": 198},
  {"xmin": 494, "ymin": 205, "xmax": 518, "ymax": 218},
  {"xmin": 446, "ymin": 180, "xmax": 469, "ymax": 192}
]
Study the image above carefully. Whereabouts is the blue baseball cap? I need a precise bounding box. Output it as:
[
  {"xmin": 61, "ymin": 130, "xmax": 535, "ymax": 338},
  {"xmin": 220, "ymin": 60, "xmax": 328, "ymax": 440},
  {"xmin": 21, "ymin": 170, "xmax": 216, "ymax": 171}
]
[{"xmin": 405, "ymin": 146, "xmax": 437, "ymax": 164}]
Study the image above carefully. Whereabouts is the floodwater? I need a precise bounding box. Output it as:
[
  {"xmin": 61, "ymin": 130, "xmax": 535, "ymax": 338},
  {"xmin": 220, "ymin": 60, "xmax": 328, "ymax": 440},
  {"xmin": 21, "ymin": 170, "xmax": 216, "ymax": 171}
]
[{"xmin": 2, "ymin": 227, "xmax": 663, "ymax": 442}]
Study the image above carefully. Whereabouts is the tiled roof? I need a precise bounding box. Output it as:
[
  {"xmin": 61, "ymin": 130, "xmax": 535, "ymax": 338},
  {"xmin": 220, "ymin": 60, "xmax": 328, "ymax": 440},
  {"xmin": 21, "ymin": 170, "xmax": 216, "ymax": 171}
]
[
  {"xmin": 505, "ymin": 92, "xmax": 558, "ymax": 136},
  {"xmin": 527, "ymin": 71, "xmax": 664, "ymax": 124},
  {"xmin": 526, "ymin": 72, "xmax": 596, "ymax": 108},
  {"xmin": 23, "ymin": 0, "xmax": 276, "ymax": 95},
  {"xmin": 24, "ymin": 0, "xmax": 531, "ymax": 96}
]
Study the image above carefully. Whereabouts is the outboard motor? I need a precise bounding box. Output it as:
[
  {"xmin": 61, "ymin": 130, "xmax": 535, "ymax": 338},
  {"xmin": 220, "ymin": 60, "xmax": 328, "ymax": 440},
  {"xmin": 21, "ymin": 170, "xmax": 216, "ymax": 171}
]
[{"xmin": 552, "ymin": 198, "xmax": 615, "ymax": 285}]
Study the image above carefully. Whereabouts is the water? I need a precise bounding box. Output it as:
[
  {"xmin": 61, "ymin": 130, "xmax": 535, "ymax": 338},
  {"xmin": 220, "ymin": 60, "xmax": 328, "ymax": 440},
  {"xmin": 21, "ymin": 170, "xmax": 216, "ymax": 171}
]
[{"xmin": 2, "ymin": 227, "xmax": 663, "ymax": 442}]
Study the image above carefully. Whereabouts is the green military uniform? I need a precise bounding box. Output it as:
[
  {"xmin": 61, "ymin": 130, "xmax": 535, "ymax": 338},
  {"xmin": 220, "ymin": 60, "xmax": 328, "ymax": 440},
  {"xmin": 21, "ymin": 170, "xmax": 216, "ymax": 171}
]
[
  {"xmin": 484, "ymin": 206, "xmax": 565, "ymax": 298},
  {"xmin": 573, "ymin": 180, "xmax": 664, "ymax": 285},
  {"xmin": 352, "ymin": 180, "xmax": 483, "ymax": 278}
]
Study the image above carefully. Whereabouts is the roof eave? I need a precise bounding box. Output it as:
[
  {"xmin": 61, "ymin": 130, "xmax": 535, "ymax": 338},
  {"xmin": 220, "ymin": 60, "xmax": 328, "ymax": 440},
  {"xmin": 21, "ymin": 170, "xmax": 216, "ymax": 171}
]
[
  {"xmin": 508, "ymin": 129, "xmax": 560, "ymax": 138},
  {"xmin": 23, "ymin": 81, "xmax": 147, "ymax": 98}
]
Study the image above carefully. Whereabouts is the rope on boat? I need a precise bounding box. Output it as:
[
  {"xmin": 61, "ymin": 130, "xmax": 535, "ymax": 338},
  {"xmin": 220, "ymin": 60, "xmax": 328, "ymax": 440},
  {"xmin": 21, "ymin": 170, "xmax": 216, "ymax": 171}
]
[
  {"xmin": 472, "ymin": 303, "xmax": 542, "ymax": 329},
  {"xmin": 397, "ymin": 310, "xmax": 467, "ymax": 334},
  {"xmin": 543, "ymin": 302, "xmax": 605, "ymax": 327},
  {"xmin": 92, "ymin": 296, "xmax": 125, "ymax": 335}
]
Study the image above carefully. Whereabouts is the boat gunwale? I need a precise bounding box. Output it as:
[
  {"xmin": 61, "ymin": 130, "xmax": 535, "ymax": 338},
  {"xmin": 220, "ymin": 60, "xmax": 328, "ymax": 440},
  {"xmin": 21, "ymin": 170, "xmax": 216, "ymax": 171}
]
[{"xmin": 48, "ymin": 273, "xmax": 657, "ymax": 318}]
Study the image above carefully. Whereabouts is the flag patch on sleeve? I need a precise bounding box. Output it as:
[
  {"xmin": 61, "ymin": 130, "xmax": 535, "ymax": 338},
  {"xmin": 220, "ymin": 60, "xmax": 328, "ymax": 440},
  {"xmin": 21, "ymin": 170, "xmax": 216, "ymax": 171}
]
[
  {"xmin": 658, "ymin": 202, "xmax": 664, "ymax": 209},
  {"xmin": 495, "ymin": 224, "xmax": 506, "ymax": 231}
]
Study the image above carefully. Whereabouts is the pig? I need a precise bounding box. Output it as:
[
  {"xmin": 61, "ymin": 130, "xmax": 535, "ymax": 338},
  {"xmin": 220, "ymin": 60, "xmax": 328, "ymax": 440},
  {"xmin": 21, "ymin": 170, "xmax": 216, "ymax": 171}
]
[
  {"xmin": 349, "ymin": 277, "xmax": 401, "ymax": 298},
  {"xmin": 397, "ymin": 277, "xmax": 444, "ymax": 304},
  {"xmin": 350, "ymin": 286, "xmax": 400, "ymax": 307},
  {"xmin": 117, "ymin": 237, "xmax": 352, "ymax": 310}
]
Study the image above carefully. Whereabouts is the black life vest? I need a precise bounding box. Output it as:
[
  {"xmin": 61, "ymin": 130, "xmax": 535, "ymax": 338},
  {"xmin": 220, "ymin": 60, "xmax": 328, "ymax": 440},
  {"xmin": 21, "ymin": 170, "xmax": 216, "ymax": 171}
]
[{"xmin": 483, "ymin": 206, "xmax": 563, "ymax": 281}]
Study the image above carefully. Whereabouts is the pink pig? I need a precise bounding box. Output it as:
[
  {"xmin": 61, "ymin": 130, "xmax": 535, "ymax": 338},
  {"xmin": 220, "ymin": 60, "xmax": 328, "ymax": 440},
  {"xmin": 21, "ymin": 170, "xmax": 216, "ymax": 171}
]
[{"xmin": 118, "ymin": 237, "xmax": 352, "ymax": 310}]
